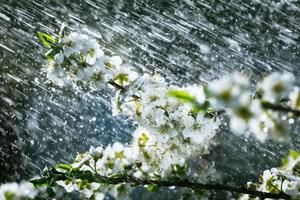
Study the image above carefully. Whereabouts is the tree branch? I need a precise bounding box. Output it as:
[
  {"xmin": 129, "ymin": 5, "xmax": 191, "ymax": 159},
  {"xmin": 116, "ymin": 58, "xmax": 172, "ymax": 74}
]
[
  {"xmin": 261, "ymin": 101, "xmax": 300, "ymax": 117},
  {"xmin": 36, "ymin": 169, "xmax": 291, "ymax": 199},
  {"xmin": 107, "ymin": 80, "xmax": 127, "ymax": 92},
  {"xmin": 106, "ymin": 80, "xmax": 300, "ymax": 117},
  {"xmin": 93, "ymin": 174, "xmax": 291, "ymax": 199}
]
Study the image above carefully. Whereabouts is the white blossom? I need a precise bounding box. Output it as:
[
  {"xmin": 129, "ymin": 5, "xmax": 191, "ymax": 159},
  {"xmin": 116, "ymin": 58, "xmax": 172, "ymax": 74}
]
[
  {"xmin": 208, "ymin": 72, "xmax": 249, "ymax": 109},
  {"xmin": 0, "ymin": 182, "xmax": 37, "ymax": 200},
  {"xmin": 89, "ymin": 146, "xmax": 104, "ymax": 159},
  {"xmin": 259, "ymin": 72, "xmax": 295, "ymax": 103},
  {"xmin": 242, "ymin": 151, "xmax": 300, "ymax": 199}
]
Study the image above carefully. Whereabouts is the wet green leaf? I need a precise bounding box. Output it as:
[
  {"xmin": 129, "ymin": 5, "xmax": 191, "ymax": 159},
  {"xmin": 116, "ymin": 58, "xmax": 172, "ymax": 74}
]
[
  {"xmin": 37, "ymin": 32, "xmax": 57, "ymax": 48},
  {"xmin": 54, "ymin": 164, "xmax": 72, "ymax": 172},
  {"xmin": 30, "ymin": 177, "xmax": 50, "ymax": 188},
  {"xmin": 168, "ymin": 90, "xmax": 196, "ymax": 103}
]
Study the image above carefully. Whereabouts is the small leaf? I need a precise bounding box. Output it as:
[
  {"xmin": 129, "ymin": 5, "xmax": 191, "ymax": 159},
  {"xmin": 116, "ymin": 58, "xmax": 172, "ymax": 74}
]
[
  {"xmin": 289, "ymin": 150, "xmax": 300, "ymax": 160},
  {"xmin": 37, "ymin": 32, "xmax": 56, "ymax": 48},
  {"xmin": 30, "ymin": 177, "xmax": 50, "ymax": 188},
  {"xmin": 54, "ymin": 164, "xmax": 72, "ymax": 172},
  {"xmin": 168, "ymin": 90, "xmax": 196, "ymax": 103}
]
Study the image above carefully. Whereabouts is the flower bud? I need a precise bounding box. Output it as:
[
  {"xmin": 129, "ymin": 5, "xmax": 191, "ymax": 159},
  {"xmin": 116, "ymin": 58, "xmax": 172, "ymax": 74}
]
[{"xmin": 89, "ymin": 146, "xmax": 103, "ymax": 160}]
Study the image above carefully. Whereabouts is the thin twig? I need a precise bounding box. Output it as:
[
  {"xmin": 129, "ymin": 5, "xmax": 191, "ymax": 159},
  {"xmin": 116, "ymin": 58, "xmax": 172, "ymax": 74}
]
[
  {"xmin": 107, "ymin": 80, "xmax": 127, "ymax": 92},
  {"xmin": 261, "ymin": 101, "xmax": 300, "ymax": 117},
  {"xmin": 107, "ymin": 80, "xmax": 140, "ymax": 99}
]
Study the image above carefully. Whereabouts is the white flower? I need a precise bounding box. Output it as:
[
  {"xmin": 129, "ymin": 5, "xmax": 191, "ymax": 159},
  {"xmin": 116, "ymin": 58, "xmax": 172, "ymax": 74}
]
[
  {"xmin": 53, "ymin": 52, "xmax": 64, "ymax": 64},
  {"xmin": 208, "ymin": 72, "xmax": 249, "ymax": 109},
  {"xmin": 109, "ymin": 55, "xmax": 123, "ymax": 66},
  {"xmin": 94, "ymin": 192, "xmax": 105, "ymax": 200},
  {"xmin": 89, "ymin": 146, "xmax": 103, "ymax": 159},
  {"xmin": 110, "ymin": 65, "xmax": 138, "ymax": 86},
  {"xmin": 283, "ymin": 181, "xmax": 300, "ymax": 197},
  {"xmin": 44, "ymin": 32, "xmax": 108, "ymax": 88},
  {"xmin": 0, "ymin": 182, "xmax": 38, "ymax": 200},
  {"xmin": 230, "ymin": 115, "xmax": 248, "ymax": 135},
  {"xmin": 56, "ymin": 180, "xmax": 76, "ymax": 193},
  {"xmin": 86, "ymin": 48, "xmax": 104, "ymax": 65},
  {"xmin": 80, "ymin": 182, "xmax": 101, "ymax": 198},
  {"xmin": 154, "ymin": 108, "xmax": 167, "ymax": 126},
  {"xmin": 259, "ymin": 72, "xmax": 295, "ymax": 103},
  {"xmin": 72, "ymin": 152, "xmax": 92, "ymax": 168},
  {"xmin": 248, "ymin": 117, "xmax": 269, "ymax": 142}
]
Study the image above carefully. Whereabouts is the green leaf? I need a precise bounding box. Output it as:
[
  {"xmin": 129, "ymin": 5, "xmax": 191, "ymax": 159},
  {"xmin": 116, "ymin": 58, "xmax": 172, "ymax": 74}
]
[
  {"xmin": 69, "ymin": 169, "xmax": 95, "ymax": 182},
  {"xmin": 37, "ymin": 32, "xmax": 57, "ymax": 48},
  {"xmin": 54, "ymin": 164, "xmax": 72, "ymax": 172},
  {"xmin": 289, "ymin": 150, "xmax": 300, "ymax": 160},
  {"xmin": 168, "ymin": 90, "xmax": 196, "ymax": 103},
  {"xmin": 30, "ymin": 177, "xmax": 51, "ymax": 188},
  {"xmin": 146, "ymin": 184, "xmax": 159, "ymax": 192}
]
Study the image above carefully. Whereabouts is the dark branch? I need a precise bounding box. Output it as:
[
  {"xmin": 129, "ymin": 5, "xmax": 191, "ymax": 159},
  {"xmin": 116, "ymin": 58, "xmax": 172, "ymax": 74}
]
[
  {"xmin": 261, "ymin": 101, "xmax": 300, "ymax": 117},
  {"xmin": 93, "ymin": 174, "xmax": 291, "ymax": 199},
  {"xmin": 107, "ymin": 80, "xmax": 140, "ymax": 99},
  {"xmin": 37, "ymin": 169, "xmax": 291, "ymax": 199},
  {"xmin": 107, "ymin": 80, "xmax": 127, "ymax": 92}
]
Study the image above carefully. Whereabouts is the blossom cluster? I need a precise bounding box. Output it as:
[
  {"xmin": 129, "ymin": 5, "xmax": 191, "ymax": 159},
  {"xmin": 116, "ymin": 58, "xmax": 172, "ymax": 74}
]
[
  {"xmin": 207, "ymin": 72, "xmax": 298, "ymax": 142},
  {"xmin": 240, "ymin": 151, "xmax": 300, "ymax": 200},
  {"xmin": 35, "ymin": 32, "xmax": 220, "ymax": 199},
  {"xmin": 38, "ymin": 31, "xmax": 299, "ymax": 198},
  {"xmin": 43, "ymin": 32, "xmax": 137, "ymax": 88},
  {"xmin": 53, "ymin": 126, "xmax": 215, "ymax": 199}
]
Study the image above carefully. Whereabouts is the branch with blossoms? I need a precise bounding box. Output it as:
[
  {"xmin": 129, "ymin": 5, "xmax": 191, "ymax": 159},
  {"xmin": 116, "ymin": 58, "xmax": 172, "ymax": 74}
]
[
  {"xmin": 29, "ymin": 163, "xmax": 291, "ymax": 200},
  {"xmin": 1, "ymin": 27, "xmax": 300, "ymax": 200}
]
